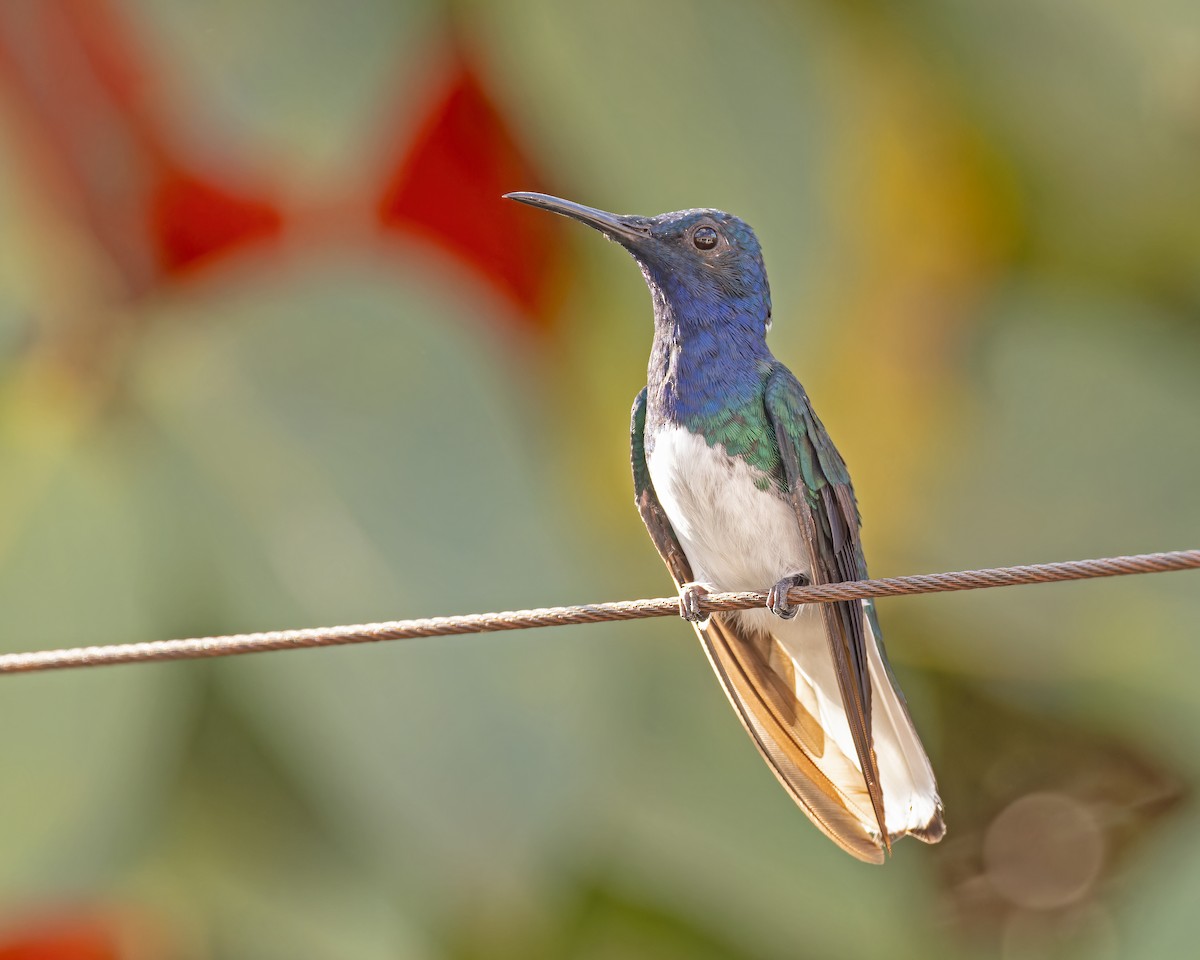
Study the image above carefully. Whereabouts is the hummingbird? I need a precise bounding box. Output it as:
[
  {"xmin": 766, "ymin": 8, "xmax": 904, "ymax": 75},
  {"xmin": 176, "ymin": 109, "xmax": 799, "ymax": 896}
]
[{"xmin": 505, "ymin": 192, "xmax": 944, "ymax": 862}]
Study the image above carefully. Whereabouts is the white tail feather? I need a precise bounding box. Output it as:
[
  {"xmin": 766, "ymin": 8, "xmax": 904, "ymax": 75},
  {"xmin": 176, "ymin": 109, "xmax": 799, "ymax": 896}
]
[{"xmin": 754, "ymin": 602, "xmax": 943, "ymax": 841}]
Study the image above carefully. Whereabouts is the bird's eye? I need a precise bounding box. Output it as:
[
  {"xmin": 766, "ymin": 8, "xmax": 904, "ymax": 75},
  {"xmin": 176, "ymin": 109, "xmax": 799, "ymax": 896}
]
[{"xmin": 692, "ymin": 226, "xmax": 719, "ymax": 250}]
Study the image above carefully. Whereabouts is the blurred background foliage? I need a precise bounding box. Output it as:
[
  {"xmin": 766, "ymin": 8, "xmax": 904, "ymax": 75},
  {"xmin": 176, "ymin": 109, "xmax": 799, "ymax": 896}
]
[{"xmin": 0, "ymin": 1, "xmax": 1197, "ymax": 958}]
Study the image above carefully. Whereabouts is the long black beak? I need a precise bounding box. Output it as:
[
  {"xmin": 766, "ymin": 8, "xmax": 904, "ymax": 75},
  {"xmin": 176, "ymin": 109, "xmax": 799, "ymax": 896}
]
[{"xmin": 503, "ymin": 192, "xmax": 651, "ymax": 244}]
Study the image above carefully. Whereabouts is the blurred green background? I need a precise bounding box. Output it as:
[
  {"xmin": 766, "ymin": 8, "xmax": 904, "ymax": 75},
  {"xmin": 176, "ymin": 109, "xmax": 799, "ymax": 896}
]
[{"xmin": 1, "ymin": 1, "xmax": 1198, "ymax": 958}]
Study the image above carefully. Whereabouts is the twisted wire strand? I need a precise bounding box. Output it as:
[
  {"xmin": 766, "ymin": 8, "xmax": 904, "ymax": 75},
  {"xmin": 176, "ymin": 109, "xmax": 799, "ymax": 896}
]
[{"xmin": 1, "ymin": 550, "xmax": 1197, "ymax": 676}]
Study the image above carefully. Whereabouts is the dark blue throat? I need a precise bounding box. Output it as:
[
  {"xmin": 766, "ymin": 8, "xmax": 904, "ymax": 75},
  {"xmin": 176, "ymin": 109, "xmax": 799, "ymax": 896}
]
[{"xmin": 643, "ymin": 273, "xmax": 776, "ymax": 454}]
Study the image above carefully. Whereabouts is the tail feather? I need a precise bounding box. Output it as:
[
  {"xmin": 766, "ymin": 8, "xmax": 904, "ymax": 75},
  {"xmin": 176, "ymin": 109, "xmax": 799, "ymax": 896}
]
[
  {"xmin": 863, "ymin": 610, "xmax": 945, "ymax": 842},
  {"xmin": 695, "ymin": 602, "xmax": 943, "ymax": 860},
  {"xmin": 698, "ymin": 611, "xmax": 886, "ymax": 863}
]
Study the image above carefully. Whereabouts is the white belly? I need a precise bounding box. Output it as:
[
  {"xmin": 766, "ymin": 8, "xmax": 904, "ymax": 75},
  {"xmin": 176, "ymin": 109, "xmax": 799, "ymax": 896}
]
[{"xmin": 646, "ymin": 423, "xmax": 809, "ymax": 593}]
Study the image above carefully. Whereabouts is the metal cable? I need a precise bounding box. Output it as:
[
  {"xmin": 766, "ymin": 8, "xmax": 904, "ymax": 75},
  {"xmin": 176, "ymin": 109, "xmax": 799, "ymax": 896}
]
[{"xmin": 1, "ymin": 550, "xmax": 1196, "ymax": 676}]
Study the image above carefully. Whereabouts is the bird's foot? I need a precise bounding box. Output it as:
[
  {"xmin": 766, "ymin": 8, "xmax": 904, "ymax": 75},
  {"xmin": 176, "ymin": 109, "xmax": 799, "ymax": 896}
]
[
  {"xmin": 767, "ymin": 573, "xmax": 810, "ymax": 620},
  {"xmin": 678, "ymin": 582, "xmax": 714, "ymax": 624}
]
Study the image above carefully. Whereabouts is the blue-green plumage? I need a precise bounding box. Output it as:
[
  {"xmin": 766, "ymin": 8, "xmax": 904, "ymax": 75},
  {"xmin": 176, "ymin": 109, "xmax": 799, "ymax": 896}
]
[{"xmin": 506, "ymin": 191, "xmax": 944, "ymax": 862}]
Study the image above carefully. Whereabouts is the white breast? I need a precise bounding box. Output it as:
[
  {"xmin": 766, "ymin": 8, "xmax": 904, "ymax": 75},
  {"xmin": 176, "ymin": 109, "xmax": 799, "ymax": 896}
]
[{"xmin": 646, "ymin": 424, "xmax": 809, "ymax": 592}]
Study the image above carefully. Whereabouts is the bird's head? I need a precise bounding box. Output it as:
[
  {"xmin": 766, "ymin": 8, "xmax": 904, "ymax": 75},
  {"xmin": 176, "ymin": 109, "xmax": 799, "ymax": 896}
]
[{"xmin": 505, "ymin": 193, "xmax": 772, "ymax": 340}]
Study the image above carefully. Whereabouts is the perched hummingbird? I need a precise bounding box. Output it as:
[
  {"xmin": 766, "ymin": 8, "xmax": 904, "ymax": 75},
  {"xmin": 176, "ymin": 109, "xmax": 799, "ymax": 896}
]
[{"xmin": 505, "ymin": 192, "xmax": 944, "ymax": 862}]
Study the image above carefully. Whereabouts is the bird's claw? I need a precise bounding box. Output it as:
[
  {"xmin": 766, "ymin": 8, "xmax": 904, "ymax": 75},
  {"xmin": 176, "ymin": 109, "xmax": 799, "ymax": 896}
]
[
  {"xmin": 767, "ymin": 573, "xmax": 810, "ymax": 620},
  {"xmin": 678, "ymin": 582, "xmax": 712, "ymax": 623}
]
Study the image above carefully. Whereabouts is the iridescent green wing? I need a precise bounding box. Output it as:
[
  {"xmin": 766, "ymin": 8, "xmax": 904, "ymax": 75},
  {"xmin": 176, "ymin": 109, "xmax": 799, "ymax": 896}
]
[{"xmin": 763, "ymin": 364, "xmax": 888, "ymax": 847}]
